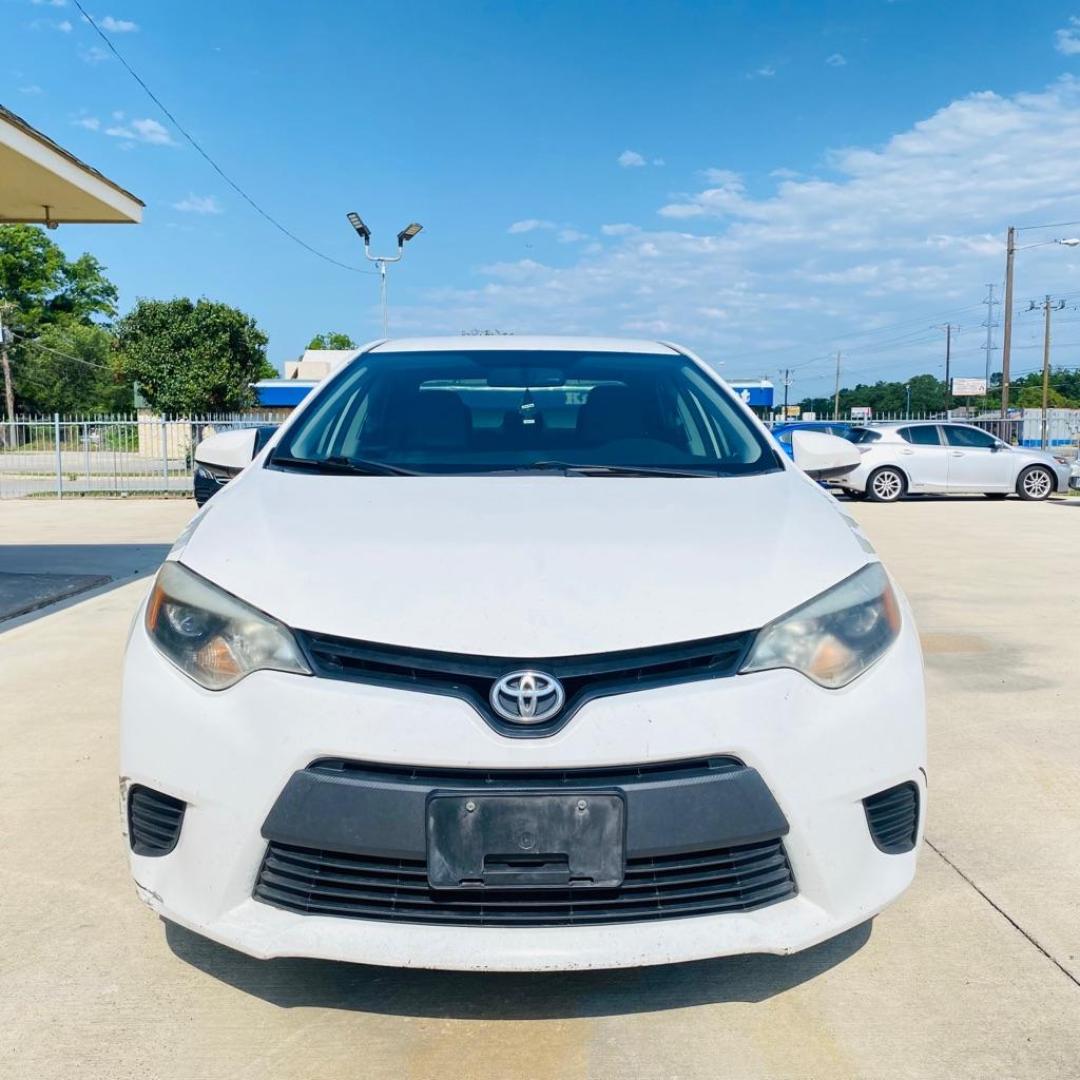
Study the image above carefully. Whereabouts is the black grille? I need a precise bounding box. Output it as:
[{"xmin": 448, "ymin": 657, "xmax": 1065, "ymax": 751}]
[
  {"xmin": 127, "ymin": 785, "xmax": 186, "ymax": 856},
  {"xmin": 296, "ymin": 629, "xmax": 756, "ymax": 736},
  {"xmin": 863, "ymin": 782, "xmax": 919, "ymax": 854},
  {"xmin": 310, "ymin": 755, "xmax": 743, "ymax": 785},
  {"xmin": 253, "ymin": 837, "xmax": 796, "ymax": 927}
]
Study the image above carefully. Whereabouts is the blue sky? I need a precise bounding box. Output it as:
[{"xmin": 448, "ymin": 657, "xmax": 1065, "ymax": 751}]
[{"xmin": 8, "ymin": 0, "xmax": 1080, "ymax": 398}]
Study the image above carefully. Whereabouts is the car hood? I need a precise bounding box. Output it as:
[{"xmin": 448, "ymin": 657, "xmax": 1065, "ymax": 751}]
[{"xmin": 178, "ymin": 469, "xmax": 871, "ymax": 656}]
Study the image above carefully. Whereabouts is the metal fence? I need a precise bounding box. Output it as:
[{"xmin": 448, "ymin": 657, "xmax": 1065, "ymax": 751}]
[
  {"xmin": 3, "ymin": 407, "xmax": 1076, "ymax": 500},
  {"xmin": 0, "ymin": 413, "xmax": 282, "ymax": 499}
]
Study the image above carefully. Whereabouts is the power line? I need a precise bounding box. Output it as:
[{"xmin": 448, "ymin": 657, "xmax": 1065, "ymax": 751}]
[
  {"xmin": 70, "ymin": 0, "xmax": 375, "ymax": 276},
  {"xmin": 1016, "ymin": 218, "xmax": 1080, "ymax": 233},
  {"xmin": 718, "ymin": 302, "xmax": 985, "ymax": 365},
  {"xmin": 7, "ymin": 328, "xmax": 112, "ymax": 370}
]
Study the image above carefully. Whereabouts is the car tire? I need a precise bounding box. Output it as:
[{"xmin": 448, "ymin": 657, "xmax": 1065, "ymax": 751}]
[
  {"xmin": 1016, "ymin": 465, "xmax": 1055, "ymax": 501},
  {"xmin": 866, "ymin": 467, "xmax": 906, "ymax": 503},
  {"xmin": 983, "ymin": 493, "xmax": 1008, "ymax": 500}
]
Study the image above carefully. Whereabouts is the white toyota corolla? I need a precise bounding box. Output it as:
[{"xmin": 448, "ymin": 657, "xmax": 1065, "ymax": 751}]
[{"xmin": 121, "ymin": 336, "xmax": 926, "ymax": 972}]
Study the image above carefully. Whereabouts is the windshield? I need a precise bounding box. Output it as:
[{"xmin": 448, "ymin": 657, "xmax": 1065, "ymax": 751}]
[{"xmin": 270, "ymin": 349, "xmax": 782, "ymax": 477}]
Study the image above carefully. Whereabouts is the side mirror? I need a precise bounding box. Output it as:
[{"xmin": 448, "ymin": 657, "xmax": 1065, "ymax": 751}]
[
  {"xmin": 791, "ymin": 431, "xmax": 861, "ymax": 480},
  {"xmin": 194, "ymin": 428, "xmax": 259, "ymax": 472},
  {"xmin": 192, "ymin": 428, "xmax": 259, "ymax": 505}
]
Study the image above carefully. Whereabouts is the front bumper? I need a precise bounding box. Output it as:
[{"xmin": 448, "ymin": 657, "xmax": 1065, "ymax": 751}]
[{"xmin": 120, "ymin": 600, "xmax": 926, "ymax": 972}]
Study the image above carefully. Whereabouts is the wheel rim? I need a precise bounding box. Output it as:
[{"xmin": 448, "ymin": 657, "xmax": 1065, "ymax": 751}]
[
  {"xmin": 873, "ymin": 471, "xmax": 902, "ymax": 500},
  {"xmin": 1023, "ymin": 469, "xmax": 1051, "ymax": 498}
]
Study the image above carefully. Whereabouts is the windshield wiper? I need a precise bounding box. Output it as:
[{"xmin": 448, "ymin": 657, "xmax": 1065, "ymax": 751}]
[
  {"xmin": 270, "ymin": 454, "xmax": 418, "ymax": 476},
  {"xmin": 508, "ymin": 461, "xmax": 721, "ymax": 478}
]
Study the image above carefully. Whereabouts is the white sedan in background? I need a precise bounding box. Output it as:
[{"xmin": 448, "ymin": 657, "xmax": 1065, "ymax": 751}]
[{"xmin": 832, "ymin": 422, "xmax": 1071, "ymax": 503}]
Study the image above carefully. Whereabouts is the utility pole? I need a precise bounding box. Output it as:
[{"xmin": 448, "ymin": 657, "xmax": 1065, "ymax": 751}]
[
  {"xmin": 981, "ymin": 283, "xmax": 998, "ymax": 396},
  {"xmin": 1031, "ymin": 294, "xmax": 1066, "ymax": 449},
  {"xmin": 1000, "ymin": 227, "xmax": 1016, "ymax": 417},
  {"xmin": 944, "ymin": 323, "xmax": 952, "ymax": 392},
  {"xmin": 0, "ymin": 305, "xmax": 15, "ymax": 449},
  {"xmin": 937, "ymin": 323, "xmax": 954, "ymax": 414},
  {"xmin": 832, "ymin": 352, "xmax": 842, "ymax": 421},
  {"xmin": 780, "ymin": 368, "xmax": 792, "ymax": 418}
]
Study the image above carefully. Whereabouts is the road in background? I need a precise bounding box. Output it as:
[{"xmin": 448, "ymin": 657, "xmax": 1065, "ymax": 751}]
[{"xmin": 1, "ymin": 497, "xmax": 1078, "ymax": 1080}]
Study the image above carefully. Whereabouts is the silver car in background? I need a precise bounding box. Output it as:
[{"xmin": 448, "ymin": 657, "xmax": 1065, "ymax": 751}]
[{"xmin": 832, "ymin": 422, "xmax": 1071, "ymax": 503}]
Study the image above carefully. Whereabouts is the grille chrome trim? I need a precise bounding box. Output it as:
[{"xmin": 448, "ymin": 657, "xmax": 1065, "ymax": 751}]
[{"xmin": 295, "ymin": 629, "xmax": 756, "ymax": 737}]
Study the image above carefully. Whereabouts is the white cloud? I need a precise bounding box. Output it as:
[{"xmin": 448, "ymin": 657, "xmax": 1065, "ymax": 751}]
[
  {"xmin": 103, "ymin": 116, "xmax": 173, "ymax": 144},
  {"xmin": 407, "ymin": 77, "xmax": 1080, "ymax": 396},
  {"xmin": 748, "ymin": 65, "xmax": 776, "ymax": 79},
  {"xmin": 100, "ymin": 15, "xmax": 137, "ymax": 32},
  {"xmin": 1055, "ymin": 17, "xmax": 1080, "ymax": 55},
  {"xmin": 508, "ymin": 220, "xmax": 587, "ymax": 243},
  {"xmin": 56, "ymin": 18, "xmax": 72, "ymax": 31},
  {"xmin": 80, "ymin": 45, "xmax": 111, "ymax": 62},
  {"xmin": 508, "ymin": 219, "xmax": 556, "ymax": 234},
  {"xmin": 31, "ymin": 0, "xmax": 68, "ymax": 6},
  {"xmin": 825, "ymin": 53, "xmax": 847, "ymax": 67},
  {"xmin": 173, "ymin": 194, "xmax": 223, "ymax": 215},
  {"xmin": 74, "ymin": 115, "xmax": 101, "ymax": 130},
  {"xmin": 18, "ymin": 84, "xmax": 44, "ymax": 95},
  {"xmin": 619, "ymin": 149, "xmax": 664, "ymax": 168}
]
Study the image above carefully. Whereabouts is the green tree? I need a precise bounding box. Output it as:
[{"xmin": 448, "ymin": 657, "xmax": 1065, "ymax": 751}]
[
  {"xmin": 0, "ymin": 224, "xmax": 117, "ymax": 329},
  {"xmin": 13, "ymin": 323, "xmax": 127, "ymax": 413},
  {"xmin": 306, "ymin": 331, "xmax": 356, "ymax": 350},
  {"xmin": 1013, "ymin": 384, "xmax": 1077, "ymax": 408},
  {"xmin": 115, "ymin": 298, "xmax": 276, "ymax": 414},
  {"xmin": 0, "ymin": 224, "xmax": 122, "ymax": 414}
]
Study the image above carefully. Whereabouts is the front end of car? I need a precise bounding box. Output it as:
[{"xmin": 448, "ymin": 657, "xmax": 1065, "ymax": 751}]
[{"xmin": 121, "ymin": 556, "xmax": 926, "ymax": 972}]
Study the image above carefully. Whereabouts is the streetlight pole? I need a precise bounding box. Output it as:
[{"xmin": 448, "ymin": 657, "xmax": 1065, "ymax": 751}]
[{"xmin": 346, "ymin": 214, "xmax": 424, "ymax": 337}]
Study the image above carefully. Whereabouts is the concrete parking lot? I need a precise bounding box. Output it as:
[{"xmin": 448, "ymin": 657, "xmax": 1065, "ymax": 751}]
[{"xmin": 1, "ymin": 496, "xmax": 1078, "ymax": 1080}]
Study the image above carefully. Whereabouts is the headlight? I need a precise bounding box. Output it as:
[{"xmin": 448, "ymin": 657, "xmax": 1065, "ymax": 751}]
[
  {"xmin": 145, "ymin": 562, "xmax": 311, "ymax": 690},
  {"xmin": 740, "ymin": 562, "xmax": 901, "ymax": 689}
]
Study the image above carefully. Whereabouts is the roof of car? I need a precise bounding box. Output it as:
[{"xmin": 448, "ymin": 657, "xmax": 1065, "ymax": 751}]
[
  {"xmin": 870, "ymin": 420, "xmax": 959, "ymax": 428},
  {"xmin": 370, "ymin": 336, "xmax": 679, "ymax": 355}
]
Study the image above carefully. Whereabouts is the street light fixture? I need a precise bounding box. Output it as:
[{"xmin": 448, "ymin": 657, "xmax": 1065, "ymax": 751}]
[
  {"xmin": 345, "ymin": 211, "xmax": 424, "ymax": 337},
  {"xmin": 346, "ymin": 212, "xmax": 370, "ymax": 244}
]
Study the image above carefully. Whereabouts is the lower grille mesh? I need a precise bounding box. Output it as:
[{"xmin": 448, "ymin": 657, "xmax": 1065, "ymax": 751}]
[
  {"xmin": 253, "ymin": 838, "xmax": 797, "ymax": 927},
  {"xmin": 863, "ymin": 782, "xmax": 919, "ymax": 853},
  {"xmin": 128, "ymin": 784, "xmax": 186, "ymax": 856}
]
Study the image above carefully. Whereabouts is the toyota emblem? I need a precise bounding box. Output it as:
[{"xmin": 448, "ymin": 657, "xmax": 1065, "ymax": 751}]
[{"xmin": 489, "ymin": 670, "xmax": 566, "ymax": 724}]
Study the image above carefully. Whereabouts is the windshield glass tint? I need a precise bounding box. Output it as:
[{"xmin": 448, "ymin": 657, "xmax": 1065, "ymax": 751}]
[{"xmin": 272, "ymin": 349, "xmax": 780, "ymax": 476}]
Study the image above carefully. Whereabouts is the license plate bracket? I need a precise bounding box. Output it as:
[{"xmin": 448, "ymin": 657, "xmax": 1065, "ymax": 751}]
[{"xmin": 426, "ymin": 792, "xmax": 625, "ymax": 890}]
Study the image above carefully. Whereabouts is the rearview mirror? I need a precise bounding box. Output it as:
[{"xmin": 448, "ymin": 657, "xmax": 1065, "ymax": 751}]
[{"xmin": 791, "ymin": 431, "xmax": 861, "ymax": 480}]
